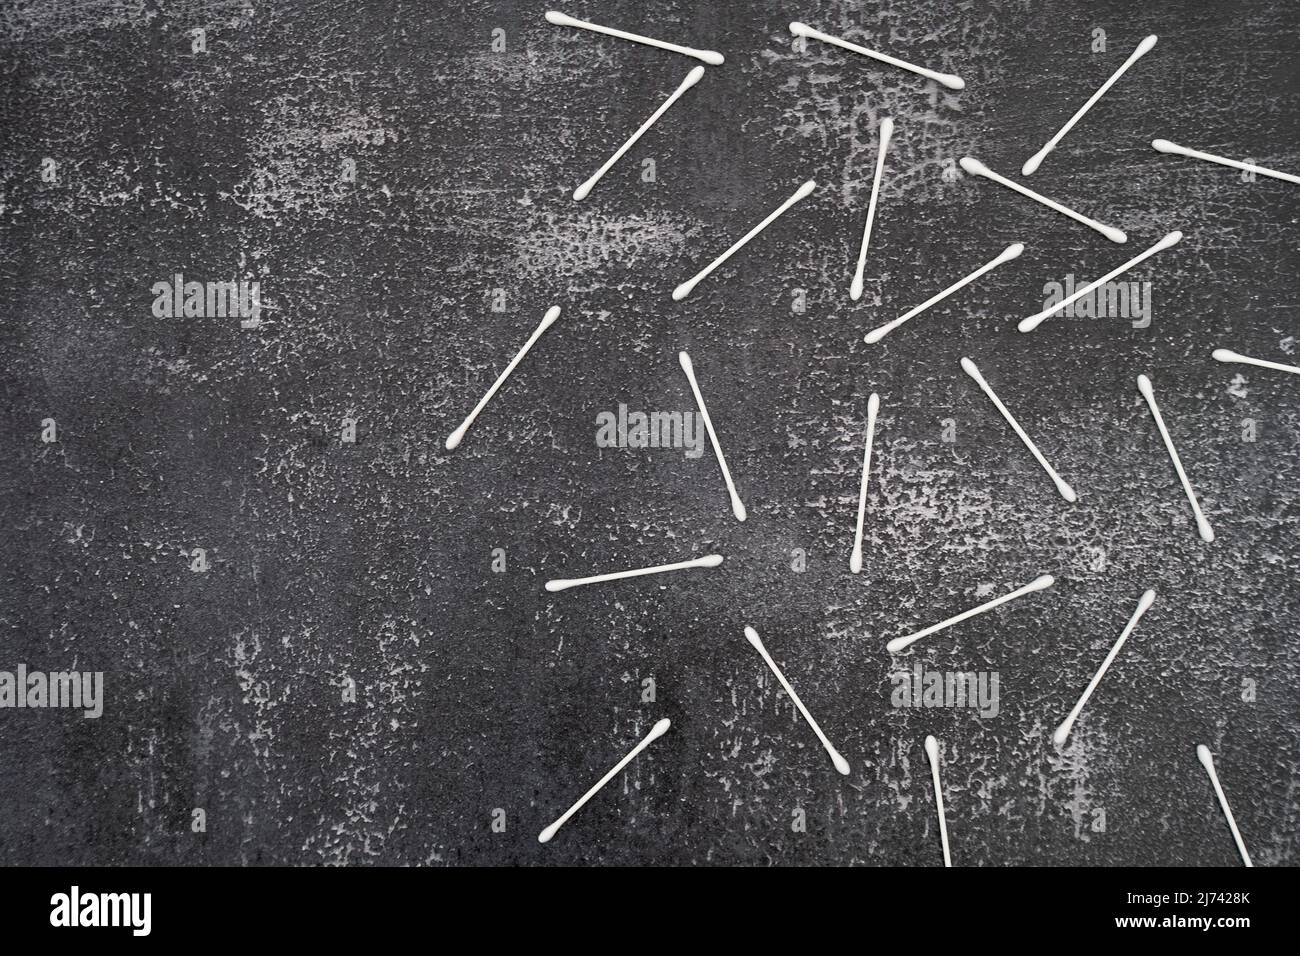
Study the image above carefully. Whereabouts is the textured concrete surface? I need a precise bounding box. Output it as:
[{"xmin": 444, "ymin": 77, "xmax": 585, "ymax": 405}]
[{"xmin": 0, "ymin": 0, "xmax": 1297, "ymax": 866}]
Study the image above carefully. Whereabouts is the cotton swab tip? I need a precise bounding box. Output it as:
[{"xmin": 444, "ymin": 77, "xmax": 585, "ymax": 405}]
[
  {"xmin": 1000, "ymin": 242, "xmax": 1026, "ymax": 262},
  {"xmin": 867, "ymin": 392, "xmax": 880, "ymax": 415},
  {"xmin": 1196, "ymin": 744, "xmax": 1214, "ymax": 769},
  {"xmin": 647, "ymin": 717, "xmax": 672, "ymax": 740},
  {"xmin": 959, "ymin": 356, "xmax": 979, "ymax": 377},
  {"xmin": 1212, "ymin": 348, "xmax": 1241, "ymax": 362},
  {"xmin": 1137, "ymin": 588, "xmax": 1157, "ymax": 612},
  {"xmin": 849, "ymin": 549, "xmax": 863, "ymax": 574},
  {"xmin": 1136, "ymin": 34, "xmax": 1159, "ymax": 55},
  {"xmin": 732, "ymin": 500, "xmax": 748, "ymax": 521},
  {"xmin": 1100, "ymin": 225, "xmax": 1129, "ymax": 244},
  {"xmin": 1197, "ymin": 515, "xmax": 1216, "ymax": 543},
  {"xmin": 1155, "ymin": 230, "xmax": 1183, "ymax": 250},
  {"xmin": 698, "ymin": 553, "xmax": 725, "ymax": 568},
  {"xmin": 794, "ymin": 178, "xmax": 818, "ymax": 200},
  {"xmin": 788, "ymin": 21, "xmax": 811, "ymax": 36},
  {"xmin": 1137, "ymin": 374, "xmax": 1154, "ymax": 398},
  {"xmin": 1021, "ymin": 151, "xmax": 1047, "ymax": 177},
  {"xmin": 743, "ymin": 624, "xmax": 762, "ymax": 648},
  {"xmin": 830, "ymin": 748, "xmax": 851, "ymax": 775},
  {"xmin": 1151, "ymin": 138, "xmax": 1178, "ymax": 153},
  {"xmin": 879, "ymin": 116, "xmax": 894, "ymax": 138},
  {"xmin": 1055, "ymin": 476, "xmax": 1079, "ymax": 502},
  {"xmin": 959, "ymin": 156, "xmax": 989, "ymax": 177},
  {"xmin": 678, "ymin": 351, "xmax": 693, "ymax": 373},
  {"xmin": 924, "ymin": 734, "xmax": 939, "ymax": 760},
  {"xmin": 1029, "ymin": 573, "xmax": 1056, "ymax": 591},
  {"xmin": 544, "ymin": 10, "xmax": 574, "ymax": 26},
  {"xmin": 671, "ymin": 281, "xmax": 694, "ymax": 301},
  {"xmin": 537, "ymin": 822, "xmax": 559, "ymax": 843},
  {"xmin": 1051, "ymin": 723, "xmax": 1071, "ymax": 748},
  {"xmin": 444, "ymin": 427, "xmax": 466, "ymax": 451}
]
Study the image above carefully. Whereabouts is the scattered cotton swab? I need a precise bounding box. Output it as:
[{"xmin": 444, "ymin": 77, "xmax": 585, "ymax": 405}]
[
  {"xmin": 1196, "ymin": 744, "xmax": 1253, "ymax": 867},
  {"xmin": 924, "ymin": 735, "xmax": 951, "ymax": 867},
  {"xmin": 574, "ymin": 66, "xmax": 704, "ymax": 200},
  {"xmin": 1213, "ymin": 348, "xmax": 1300, "ymax": 376},
  {"xmin": 849, "ymin": 393, "xmax": 880, "ymax": 574},
  {"xmin": 545, "ymin": 553, "xmax": 723, "ymax": 592},
  {"xmin": 744, "ymin": 626, "xmax": 850, "ymax": 775},
  {"xmin": 1137, "ymin": 374, "xmax": 1214, "ymax": 543},
  {"xmin": 789, "ymin": 21, "xmax": 964, "ymax": 90},
  {"xmin": 960, "ymin": 157, "xmax": 1127, "ymax": 243},
  {"xmin": 538, "ymin": 717, "xmax": 671, "ymax": 843},
  {"xmin": 1022, "ymin": 35, "xmax": 1158, "ymax": 176},
  {"xmin": 445, "ymin": 306, "xmax": 561, "ymax": 450},
  {"xmin": 864, "ymin": 242, "xmax": 1023, "ymax": 344},
  {"xmin": 673, "ymin": 180, "xmax": 816, "ymax": 300},
  {"xmin": 1019, "ymin": 231, "xmax": 1181, "ymax": 333},
  {"xmin": 1053, "ymin": 589, "xmax": 1156, "ymax": 747},
  {"xmin": 850, "ymin": 118, "xmax": 893, "ymax": 301},
  {"xmin": 960, "ymin": 357, "xmax": 1077, "ymax": 502},
  {"xmin": 1153, "ymin": 139, "xmax": 1300, "ymax": 187},
  {"xmin": 679, "ymin": 351, "xmax": 746, "ymax": 520},
  {"xmin": 545, "ymin": 10, "xmax": 724, "ymax": 65},
  {"xmin": 886, "ymin": 574, "xmax": 1055, "ymax": 653}
]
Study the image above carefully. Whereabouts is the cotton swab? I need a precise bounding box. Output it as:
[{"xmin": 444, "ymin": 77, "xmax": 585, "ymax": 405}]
[
  {"xmin": 960, "ymin": 357, "xmax": 1077, "ymax": 502},
  {"xmin": 574, "ymin": 66, "xmax": 704, "ymax": 200},
  {"xmin": 1196, "ymin": 745, "xmax": 1254, "ymax": 867},
  {"xmin": 1019, "ymin": 231, "xmax": 1181, "ymax": 333},
  {"xmin": 849, "ymin": 393, "xmax": 880, "ymax": 574},
  {"xmin": 789, "ymin": 22, "xmax": 965, "ymax": 90},
  {"xmin": 1153, "ymin": 139, "xmax": 1300, "ymax": 186},
  {"xmin": 1213, "ymin": 348, "xmax": 1300, "ymax": 376},
  {"xmin": 673, "ymin": 180, "xmax": 816, "ymax": 300},
  {"xmin": 850, "ymin": 118, "xmax": 893, "ymax": 301},
  {"xmin": 864, "ymin": 242, "xmax": 1023, "ymax": 344},
  {"xmin": 445, "ymin": 306, "xmax": 560, "ymax": 450},
  {"xmin": 545, "ymin": 553, "xmax": 723, "ymax": 592},
  {"xmin": 1137, "ymin": 374, "xmax": 1214, "ymax": 543},
  {"xmin": 679, "ymin": 351, "xmax": 746, "ymax": 521},
  {"xmin": 1053, "ymin": 589, "xmax": 1156, "ymax": 747},
  {"xmin": 959, "ymin": 157, "xmax": 1127, "ymax": 243},
  {"xmin": 1022, "ymin": 35, "xmax": 1159, "ymax": 176},
  {"xmin": 744, "ymin": 626, "xmax": 850, "ymax": 775},
  {"xmin": 924, "ymin": 735, "xmax": 951, "ymax": 867},
  {"xmin": 538, "ymin": 717, "xmax": 671, "ymax": 843},
  {"xmin": 886, "ymin": 574, "xmax": 1055, "ymax": 653},
  {"xmin": 545, "ymin": 10, "xmax": 724, "ymax": 65}
]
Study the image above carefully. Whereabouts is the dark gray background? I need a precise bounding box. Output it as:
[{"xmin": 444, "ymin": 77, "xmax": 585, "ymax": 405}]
[{"xmin": 1, "ymin": 0, "xmax": 1296, "ymax": 866}]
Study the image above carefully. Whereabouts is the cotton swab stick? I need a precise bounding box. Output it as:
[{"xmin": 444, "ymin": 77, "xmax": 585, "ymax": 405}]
[
  {"xmin": 679, "ymin": 351, "xmax": 746, "ymax": 521},
  {"xmin": 789, "ymin": 22, "xmax": 965, "ymax": 90},
  {"xmin": 1022, "ymin": 35, "xmax": 1159, "ymax": 176},
  {"xmin": 445, "ymin": 306, "xmax": 561, "ymax": 450},
  {"xmin": 924, "ymin": 735, "xmax": 951, "ymax": 867},
  {"xmin": 673, "ymin": 180, "xmax": 816, "ymax": 300},
  {"xmin": 959, "ymin": 157, "xmax": 1127, "ymax": 243},
  {"xmin": 850, "ymin": 118, "xmax": 893, "ymax": 301},
  {"xmin": 545, "ymin": 10, "xmax": 724, "ymax": 65},
  {"xmin": 1053, "ymin": 589, "xmax": 1156, "ymax": 747},
  {"xmin": 1137, "ymin": 374, "xmax": 1214, "ymax": 543},
  {"xmin": 744, "ymin": 626, "xmax": 850, "ymax": 775},
  {"xmin": 849, "ymin": 393, "xmax": 880, "ymax": 574},
  {"xmin": 1196, "ymin": 745, "xmax": 1254, "ymax": 867},
  {"xmin": 886, "ymin": 574, "xmax": 1055, "ymax": 653},
  {"xmin": 1213, "ymin": 348, "xmax": 1300, "ymax": 376},
  {"xmin": 538, "ymin": 717, "xmax": 671, "ymax": 843},
  {"xmin": 574, "ymin": 66, "xmax": 704, "ymax": 200},
  {"xmin": 545, "ymin": 553, "xmax": 723, "ymax": 592},
  {"xmin": 1019, "ymin": 231, "xmax": 1181, "ymax": 332},
  {"xmin": 1153, "ymin": 139, "xmax": 1300, "ymax": 186},
  {"xmin": 864, "ymin": 242, "xmax": 1023, "ymax": 344},
  {"xmin": 960, "ymin": 357, "xmax": 1077, "ymax": 502}
]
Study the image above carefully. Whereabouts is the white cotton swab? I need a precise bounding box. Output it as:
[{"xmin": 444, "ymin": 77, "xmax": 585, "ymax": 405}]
[
  {"xmin": 850, "ymin": 118, "xmax": 893, "ymax": 301},
  {"xmin": 574, "ymin": 66, "xmax": 704, "ymax": 200},
  {"xmin": 744, "ymin": 626, "xmax": 850, "ymax": 775},
  {"xmin": 1137, "ymin": 374, "xmax": 1214, "ymax": 543},
  {"xmin": 1196, "ymin": 745, "xmax": 1254, "ymax": 867},
  {"xmin": 538, "ymin": 717, "xmax": 671, "ymax": 843},
  {"xmin": 1019, "ymin": 230, "xmax": 1181, "ymax": 333},
  {"xmin": 849, "ymin": 393, "xmax": 880, "ymax": 574},
  {"xmin": 959, "ymin": 157, "xmax": 1127, "ymax": 243},
  {"xmin": 1213, "ymin": 348, "xmax": 1300, "ymax": 376},
  {"xmin": 545, "ymin": 10, "xmax": 724, "ymax": 65},
  {"xmin": 545, "ymin": 553, "xmax": 723, "ymax": 592},
  {"xmin": 679, "ymin": 351, "xmax": 746, "ymax": 521},
  {"xmin": 960, "ymin": 357, "xmax": 1077, "ymax": 502},
  {"xmin": 789, "ymin": 22, "xmax": 965, "ymax": 91},
  {"xmin": 886, "ymin": 574, "xmax": 1055, "ymax": 654},
  {"xmin": 1153, "ymin": 139, "xmax": 1300, "ymax": 187},
  {"xmin": 1053, "ymin": 589, "xmax": 1156, "ymax": 747},
  {"xmin": 673, "ymin": 180, "xmax": 816, "ymax": 300},
  {"xmin": 1022, "ymin": 35, "xmax": 1159, "ymax": 176},
  {"xmin": 924, "ymin": 735, "xmax": 951, "ymax": 867},
  {"xmin": 864, "ymin": 242, "xmax": 1023, "ymax": 344},
  {"xmin": 445, "ymin": 306, "xmax": 561, "ymax": 450}
]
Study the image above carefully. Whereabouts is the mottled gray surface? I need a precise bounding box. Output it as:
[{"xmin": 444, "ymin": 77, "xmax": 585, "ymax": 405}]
[{"xmin": 0, "ymin": 0, "xmax": 1297, "ymax": 866}]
